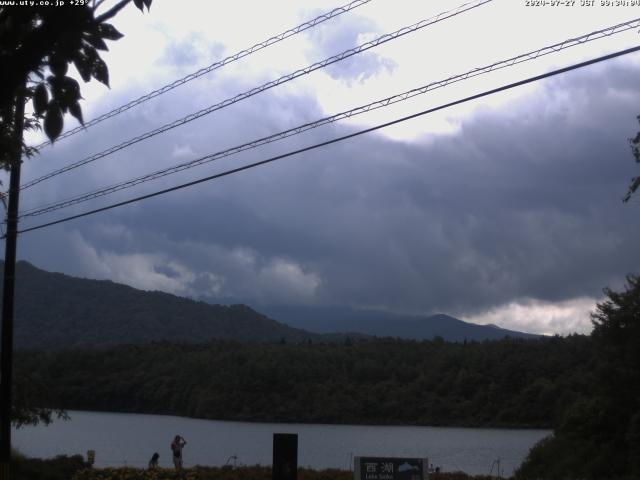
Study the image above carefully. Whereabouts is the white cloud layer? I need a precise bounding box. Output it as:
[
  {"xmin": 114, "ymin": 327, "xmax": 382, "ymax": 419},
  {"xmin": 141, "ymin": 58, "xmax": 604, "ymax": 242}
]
[
  {"xmin": 465, "ymin": 297, "xmax": 602, "ymax": 336},
  {"xmin": 61, "ymin": 228, "xmax": 321, "ymax": 305}
]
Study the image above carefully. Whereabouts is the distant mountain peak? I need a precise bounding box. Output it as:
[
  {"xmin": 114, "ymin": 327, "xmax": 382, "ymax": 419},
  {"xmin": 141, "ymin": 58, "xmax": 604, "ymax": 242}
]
[{"xmin": 256, "ymin": 305, "xmax": 541, "ymax": 342}]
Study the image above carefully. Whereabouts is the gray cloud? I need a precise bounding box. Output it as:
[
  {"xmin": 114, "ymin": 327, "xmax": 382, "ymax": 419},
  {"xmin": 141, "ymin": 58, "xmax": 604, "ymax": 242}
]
[
  {"xmin": 15, "ymin": 59, "xmax": 640, "ymax": 332},
  {"xmin": 304, "ymin": 14, "xmax": 396, "ymax": 84},
  {"xmin": 159, "ymin": 32, "xmax": 226, "ymax": 70}
]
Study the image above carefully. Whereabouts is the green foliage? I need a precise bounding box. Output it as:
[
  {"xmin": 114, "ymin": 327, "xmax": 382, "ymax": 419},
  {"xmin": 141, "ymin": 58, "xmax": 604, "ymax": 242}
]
[
  {"xmin": 70, "ymin": 466, "xmax": 497, "ymax": 480},
  {"xmin": 10, "ymin": 403, "xmax": 67, "ymax": 429},
  {"xmin": 12, "ymin": 453, "xmax": 88, "ymax": 480},
  {"xmin": 8, "ymin": 333, "xmax": 68, "ymax": 427},
  {"xmin": 72, "ymin": 466, "xmax": 352, "ymax": 480},
  {"xmin": 1, "ymin": 286, "xmax": 67, "ymax": 426},
  {"xmin": 626, "ymin": 118, "xmax": 640, "ymax": 201},
  {"xmin": 5, "ymin": 456, "xmax": 505, "ymax": 480},
  {"xmin": 431, "ymin": 474, "xmax": 498, "ymax": 480},
  {"xmin": 16, "ymin": 335, "xmax": 592, "ymax": 428},
  {"xmin": 516, "ymin": 275, "xmax": 640, "ymax": 479},
  {"xmin": 0, "ymin": 0, "xmax": 151, "ymax": 167}
]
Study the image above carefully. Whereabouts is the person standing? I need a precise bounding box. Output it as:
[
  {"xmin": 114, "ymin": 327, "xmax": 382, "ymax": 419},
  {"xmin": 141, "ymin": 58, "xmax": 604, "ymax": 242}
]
[{"xmin": 171, "ymin": 435, "xmax": 187, "ymax": 469}]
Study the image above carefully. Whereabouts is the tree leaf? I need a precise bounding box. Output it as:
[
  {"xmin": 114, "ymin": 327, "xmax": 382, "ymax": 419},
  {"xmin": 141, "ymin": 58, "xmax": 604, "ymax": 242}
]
[
  {"xmin": 84, "ymin": 44, "xmax": 99, "ymax": 63},
  {"xmin": 68, "ymin": 101, "xmax": 84, "ymax": 125},
  {"xmin": 142, "ymin": 0, "xmax": 152, "ymax": 9},
  {"xmin": 624, "ymin": 176, "xmax": 640, "ymax": 202},
  {"xmin": 84, "ymin": 33, "xmax": 108, "ymax": 51},
  {"xmin": 47, "ymin": 75, "xmax": 66, "ymax": 106},
  {"xmin": 43, "ymin": 103, "xmax": 64, "ymax": 141},
  {"xmin": 47, "ymin": 75, "xmax": 64, "ymax": 100},
  {"xmin": 33, "ymin": 83, "xmax": 48, "ymax": 116},
  {"xmin": 133, "ymin": 0, "xmax": 144, "ymax": 10},
  {"xmin": 49, "ymin": 54, "xmax": 68, "ymax": 77},
  {"xmin": 91, "ymin": 57, "xmax": 109, "ymax": 87},
  {"xmin": 62, "ymin": 76, "xmax": 81, "ymax": 103},
  {"xmin": 97, "ymin": 23, "xmax": 123, "ymax": 41},
  {"xmin": 73, "ymin": 55, "xmax": 92, "ymax": 82}
]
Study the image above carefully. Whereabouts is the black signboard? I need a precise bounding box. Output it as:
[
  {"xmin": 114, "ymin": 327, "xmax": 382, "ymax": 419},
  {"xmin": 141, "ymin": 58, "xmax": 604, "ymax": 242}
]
[
  {"xmin": 354, "ymin": 457, "xmax": 429, "ymax": 480},
  {"xmin": 273, "ymin": 433, "xmax": 297, "ymax": 480}
]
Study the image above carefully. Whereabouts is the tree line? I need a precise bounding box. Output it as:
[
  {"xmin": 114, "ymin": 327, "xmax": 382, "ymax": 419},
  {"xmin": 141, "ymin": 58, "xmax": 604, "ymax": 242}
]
[
  {"xmin": 516, "ymin": 275, "xmax": 640, "ymax": 479},
  {"xmin": 16, "ymin": 334, "xmax": 593, "ymax": 429}
]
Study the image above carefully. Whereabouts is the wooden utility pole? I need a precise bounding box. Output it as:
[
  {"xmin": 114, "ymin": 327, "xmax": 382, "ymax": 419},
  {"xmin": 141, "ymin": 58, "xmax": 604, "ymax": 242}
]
[{"xmin": 0, "ymin": 87, "xmax": 26, "ymax": 480}]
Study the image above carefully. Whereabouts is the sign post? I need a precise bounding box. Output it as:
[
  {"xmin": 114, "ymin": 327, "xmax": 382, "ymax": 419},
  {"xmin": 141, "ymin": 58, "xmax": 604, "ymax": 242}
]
[{"xmin": 273, "ymin": 433, "xmax": 297, "ymax": 480}]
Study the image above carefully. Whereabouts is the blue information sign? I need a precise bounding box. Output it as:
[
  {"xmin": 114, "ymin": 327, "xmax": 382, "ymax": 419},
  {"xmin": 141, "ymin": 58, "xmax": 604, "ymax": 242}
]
[{"xmin": 354, "ymin": 457, "xmax": 429, "ymax": 480}]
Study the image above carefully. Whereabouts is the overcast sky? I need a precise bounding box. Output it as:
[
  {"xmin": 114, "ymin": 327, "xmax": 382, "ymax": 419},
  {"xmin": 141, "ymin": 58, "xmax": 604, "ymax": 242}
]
[{"xmin": 7, "ymin": 0, "xmax": 640, "ymax": 335}]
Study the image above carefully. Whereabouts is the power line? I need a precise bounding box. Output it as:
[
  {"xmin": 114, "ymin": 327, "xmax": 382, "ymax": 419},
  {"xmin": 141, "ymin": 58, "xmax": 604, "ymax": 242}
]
[
  {"xmin": 20, "ymin": 0, "xmax": 492, "ymax": 190},
  {"xmin": 14, "ymin": 45, "xmax": 640, "ymax": 236},
  {"xmin": 31, "ymin": 0, "xmax": 374, "ymax": 149},
  {"xmin": 18, "ymin": 17, "xmax": 640, "ymax": 218}
]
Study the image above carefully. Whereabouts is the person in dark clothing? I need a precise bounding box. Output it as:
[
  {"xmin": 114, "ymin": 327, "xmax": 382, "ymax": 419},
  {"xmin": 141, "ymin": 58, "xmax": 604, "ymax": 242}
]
[{"xmin": 171, "ymin": 435, "xmax": 187, "ymax": 469}]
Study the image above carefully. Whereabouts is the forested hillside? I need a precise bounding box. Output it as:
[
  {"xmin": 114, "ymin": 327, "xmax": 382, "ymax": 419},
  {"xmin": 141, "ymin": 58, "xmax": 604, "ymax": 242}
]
[
  {"xmin": 16, "ymin": 335, "xmax": 592, "ymax": 428},
  {"xmin": 5, "ymin": 261, "xmax": 320, "ymax": 348}
]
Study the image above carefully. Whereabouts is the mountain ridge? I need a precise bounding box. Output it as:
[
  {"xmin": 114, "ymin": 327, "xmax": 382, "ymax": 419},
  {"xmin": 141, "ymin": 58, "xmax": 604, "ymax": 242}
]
[
  {"xmin": 3, "ymin": 260, "xmax": 320, "ymax": 350},
  {"xmin": 254, "ymin": 304, "xmax": 541, "ymax": 341},
  {"xmin": 3, "ymin": 260, "xmax": 539, "ymax": 349}
]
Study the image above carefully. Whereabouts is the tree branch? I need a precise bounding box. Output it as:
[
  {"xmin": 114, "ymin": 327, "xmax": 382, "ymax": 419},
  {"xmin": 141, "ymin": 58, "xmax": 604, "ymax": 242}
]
[
  {"xmin": 93, "ymin": 0, "xmax": 109, "ymax": 11},
  {"xmin": 95, "ymin": 0, "xmax": 131, "ymax": 23}
]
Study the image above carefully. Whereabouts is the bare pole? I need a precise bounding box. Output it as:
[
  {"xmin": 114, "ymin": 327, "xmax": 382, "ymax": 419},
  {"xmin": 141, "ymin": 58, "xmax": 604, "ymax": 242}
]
[{"xmin": 0, "ymin": 86, "xmax": 26, "ymax": 480}]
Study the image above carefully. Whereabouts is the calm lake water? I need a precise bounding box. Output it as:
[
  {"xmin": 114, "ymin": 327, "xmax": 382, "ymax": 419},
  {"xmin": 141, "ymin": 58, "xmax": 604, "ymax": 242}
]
[{"xmin": 13, "ymin": 411, "xmax": 550, "ymax": 477}]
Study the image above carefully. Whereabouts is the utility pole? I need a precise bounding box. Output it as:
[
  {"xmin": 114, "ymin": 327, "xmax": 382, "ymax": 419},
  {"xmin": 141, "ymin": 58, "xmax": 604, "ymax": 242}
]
[{"xmin": 0, "ymin": 87, "xmax": 26, "ymax": 480}]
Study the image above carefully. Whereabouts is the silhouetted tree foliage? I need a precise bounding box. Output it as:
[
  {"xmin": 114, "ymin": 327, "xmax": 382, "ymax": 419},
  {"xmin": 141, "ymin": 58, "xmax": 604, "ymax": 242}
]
[
  {"xmin": 0, "ymin": 0, "xmax": 152, "ymax": 168},
  {"xmin": 517, "ymin": 275, "xmax": 640, "ymax": 479},
  {"xmin": 0, "ymin": 0, "xmax": 151, "ymax": 425},
  {"xmin": 12, "ymin": 453, "xmax": 87, "ymax": 480},
  {"xmin": 626, "ymin": 118, "xmax": 640, "ymax": 201},
  {"xmin": 16, "ymin": 335, "xmax": 593, "ymax": 428},
  {"xmin": 11, "ymin": 367, "xmax": 67, "ymax": 428}
]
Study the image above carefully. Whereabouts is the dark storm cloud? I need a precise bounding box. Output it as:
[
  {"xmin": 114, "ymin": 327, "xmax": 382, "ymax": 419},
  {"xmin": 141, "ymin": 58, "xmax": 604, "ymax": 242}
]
[{"xmin": 16, "ymin": 59, "xmax": 640, "ymax": 320}]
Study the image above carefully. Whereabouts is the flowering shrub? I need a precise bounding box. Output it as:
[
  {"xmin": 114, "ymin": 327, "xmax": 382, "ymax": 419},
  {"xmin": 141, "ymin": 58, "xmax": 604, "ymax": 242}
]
[
  {"xmin": 13, "ymin": 454, "xmax": 88, "ymax": 480},
  {"xmin": 71, "ymin": 466, "xmax": 353, "ymax": 480},
  {"xmin": 72, "ymin": 466, "xmax": 500, "ymax": 480}
]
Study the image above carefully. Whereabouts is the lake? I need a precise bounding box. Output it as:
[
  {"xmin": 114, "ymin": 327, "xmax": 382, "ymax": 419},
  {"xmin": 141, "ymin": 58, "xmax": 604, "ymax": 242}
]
[{"xmin": 13, "ymin": 411, "xmax": 550, "ymax": 477}]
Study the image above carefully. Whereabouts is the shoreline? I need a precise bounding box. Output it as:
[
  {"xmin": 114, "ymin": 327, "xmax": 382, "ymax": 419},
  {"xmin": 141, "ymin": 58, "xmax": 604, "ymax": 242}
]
[{"xmin": 54, "ymin": 408, "xmax": 554, "ymax": 431}]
